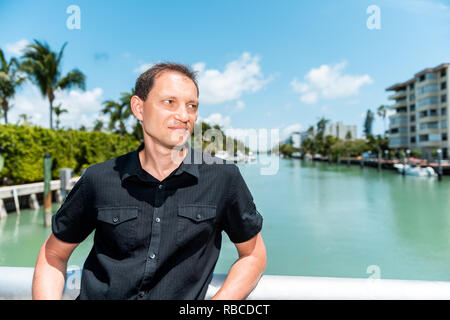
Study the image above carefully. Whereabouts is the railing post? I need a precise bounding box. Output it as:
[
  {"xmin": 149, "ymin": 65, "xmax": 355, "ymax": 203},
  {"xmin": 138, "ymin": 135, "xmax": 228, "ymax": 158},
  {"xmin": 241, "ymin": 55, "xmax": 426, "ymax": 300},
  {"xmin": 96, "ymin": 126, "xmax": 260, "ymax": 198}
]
[
  {"xmin": 28, "ymin": 193, "xmax": 39, "ymax": 210},
  {"xmin": 437, "ymin": 149, "xmax": 443, "ymax": 181},
  {"xmin": 60, "ymin": 168, "xmax": 73, "ymax": 201},
  {"xmin": 378, "ymin": 150, "xmax": 381, "ymax": 172},
  {"xmin": 0, "ymin": 199, "xmax": 6, "ymax": 219},
  {"xmin": 12, "ymin": 188, "xmax": 20, "ymax": 215},
  {"xmin": 43, "ymin": 153, "xmax": 52, "ymax": 227}
]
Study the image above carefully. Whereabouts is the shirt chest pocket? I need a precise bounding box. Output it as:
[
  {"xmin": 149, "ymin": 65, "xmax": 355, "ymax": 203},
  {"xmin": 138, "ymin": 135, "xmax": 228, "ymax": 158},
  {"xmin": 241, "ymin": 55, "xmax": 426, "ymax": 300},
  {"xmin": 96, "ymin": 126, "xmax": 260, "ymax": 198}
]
[
  {"xmin": 96, "ymin": 207, "xmax": 139, "ymax": 255},
  {"xmin": 176, "ymin": 205, "xmax": 217, "ymax": 248}
]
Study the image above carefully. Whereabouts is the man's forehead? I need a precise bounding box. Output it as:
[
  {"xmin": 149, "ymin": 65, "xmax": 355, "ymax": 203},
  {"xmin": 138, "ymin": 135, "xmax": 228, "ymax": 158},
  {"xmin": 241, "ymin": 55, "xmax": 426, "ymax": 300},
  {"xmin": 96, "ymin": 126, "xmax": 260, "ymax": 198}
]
[
  {"xmin": 154, "ymin": 70, "xmax": 196, "ymax": 86},
  {"xmin": 152, "ymin": 71, "xmax": 198, "ymax": 98}
]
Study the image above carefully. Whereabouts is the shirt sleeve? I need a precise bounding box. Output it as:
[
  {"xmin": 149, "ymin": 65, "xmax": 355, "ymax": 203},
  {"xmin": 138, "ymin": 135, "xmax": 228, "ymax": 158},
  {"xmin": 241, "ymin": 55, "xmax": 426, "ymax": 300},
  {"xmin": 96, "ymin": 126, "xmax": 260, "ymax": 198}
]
[
  {"xmin": 51, "ymin": 170, "xmax": 96, "ymax": 243},
  {"xmin": 222, "ymin": 165, "xmax": 263, "ymax": 243}
]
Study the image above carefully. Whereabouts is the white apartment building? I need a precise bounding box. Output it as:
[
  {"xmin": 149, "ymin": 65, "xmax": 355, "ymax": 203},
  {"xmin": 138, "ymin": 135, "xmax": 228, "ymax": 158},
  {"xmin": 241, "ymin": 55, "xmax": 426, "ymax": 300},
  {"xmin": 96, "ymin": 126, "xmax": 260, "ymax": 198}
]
[
  {"xmin": 386, "ymin": 63, "xmax": 449, "ymax": 159},
  {"xmin": 289, "ymin": 132, "xmax": 301, "ymax": 149},
  {"xmin": 324, "ymin": 122, "xmax": 357, "ymax": 140}
]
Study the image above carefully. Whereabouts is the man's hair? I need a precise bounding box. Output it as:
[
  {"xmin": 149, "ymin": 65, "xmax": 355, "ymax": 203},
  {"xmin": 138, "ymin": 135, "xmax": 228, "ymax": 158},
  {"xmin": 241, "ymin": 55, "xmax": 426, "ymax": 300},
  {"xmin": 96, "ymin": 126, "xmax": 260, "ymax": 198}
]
[{"xmin": 135, "ymin": 62, "xmax": 199, "ymax": 101}]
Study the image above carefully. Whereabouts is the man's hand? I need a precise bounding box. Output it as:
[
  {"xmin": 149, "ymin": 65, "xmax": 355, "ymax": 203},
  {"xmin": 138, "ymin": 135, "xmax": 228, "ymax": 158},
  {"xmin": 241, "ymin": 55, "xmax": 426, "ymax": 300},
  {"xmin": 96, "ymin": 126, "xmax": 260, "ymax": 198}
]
[
  {"xmin": 211, "ymin": 232, "xmax": 266, "ymax": 300},
  {"xmin": 32, "ymin": 233, "xmax": 79, "ymax": 300}
]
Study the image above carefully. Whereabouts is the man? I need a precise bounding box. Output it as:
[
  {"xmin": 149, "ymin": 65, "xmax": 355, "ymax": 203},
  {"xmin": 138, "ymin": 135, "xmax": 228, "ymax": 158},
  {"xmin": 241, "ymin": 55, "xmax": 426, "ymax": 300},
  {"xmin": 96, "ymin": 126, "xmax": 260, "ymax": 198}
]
[{"xmin": 32, "ymin": 63, "xmax": 266, "ymax": 300}]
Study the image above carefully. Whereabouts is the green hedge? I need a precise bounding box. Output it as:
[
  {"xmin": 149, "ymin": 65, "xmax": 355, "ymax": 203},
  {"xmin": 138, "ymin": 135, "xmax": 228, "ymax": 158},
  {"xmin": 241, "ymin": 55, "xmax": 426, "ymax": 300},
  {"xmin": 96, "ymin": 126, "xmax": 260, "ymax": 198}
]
[{"xmin": 0, "ymin": 124, "xmax": 141, "ymax": 184}]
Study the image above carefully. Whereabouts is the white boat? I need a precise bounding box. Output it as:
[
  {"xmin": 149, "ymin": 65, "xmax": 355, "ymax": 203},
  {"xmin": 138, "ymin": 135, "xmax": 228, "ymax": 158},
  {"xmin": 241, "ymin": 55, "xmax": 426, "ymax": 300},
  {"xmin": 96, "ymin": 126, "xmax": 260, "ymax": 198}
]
[
  {"xmin": 393, "ymin": 164, "xmax": 437, "ymax": 177},
  {"xmin": 214, "ymin": 150, "xmax": 230, "ymax": 160}
]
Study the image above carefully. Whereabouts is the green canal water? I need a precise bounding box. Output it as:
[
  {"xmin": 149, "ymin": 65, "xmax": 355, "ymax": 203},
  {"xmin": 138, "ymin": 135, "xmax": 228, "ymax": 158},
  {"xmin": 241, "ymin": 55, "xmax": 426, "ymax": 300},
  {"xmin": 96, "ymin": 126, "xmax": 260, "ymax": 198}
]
[{"xmin": 1, "ymin": 155, "xmax": 450, "ymax": 281}]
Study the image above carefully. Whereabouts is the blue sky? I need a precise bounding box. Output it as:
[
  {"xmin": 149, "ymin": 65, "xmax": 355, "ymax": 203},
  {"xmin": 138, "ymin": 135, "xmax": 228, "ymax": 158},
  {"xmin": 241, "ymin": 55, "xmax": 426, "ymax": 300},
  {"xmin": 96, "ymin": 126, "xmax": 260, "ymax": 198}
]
[{"xmin": 1, "ymin": 0, "xmax": 449, "ymax": 143}]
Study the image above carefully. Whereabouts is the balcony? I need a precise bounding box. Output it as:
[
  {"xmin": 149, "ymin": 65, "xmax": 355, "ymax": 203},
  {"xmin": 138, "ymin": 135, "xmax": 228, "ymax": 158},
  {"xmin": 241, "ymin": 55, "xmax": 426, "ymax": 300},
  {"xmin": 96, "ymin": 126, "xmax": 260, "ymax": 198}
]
[
  {"xmin": 418, "ymin": 140, "xmax": 443, "ymax": 148},
  {"xmin": 388, "ymin": 90, "xmax": 407, "ymax": 100},
  {"xmin": 417, "ymin": 115, "xmax": 442, "ymax": 123},
  {"xmin": 417, "ymin": 76, "xmax": 438, "ymax": 87},
  {"xmin": 417, "ymin": 128, "xmax": 441, "ymax": 135},
  {"xmin": 390, "ymin": 100, "xmax": 408, "ymax": 109},
  {"xmin": 389, "ymin": 138, "xmax": 409, "ymax": 148}
]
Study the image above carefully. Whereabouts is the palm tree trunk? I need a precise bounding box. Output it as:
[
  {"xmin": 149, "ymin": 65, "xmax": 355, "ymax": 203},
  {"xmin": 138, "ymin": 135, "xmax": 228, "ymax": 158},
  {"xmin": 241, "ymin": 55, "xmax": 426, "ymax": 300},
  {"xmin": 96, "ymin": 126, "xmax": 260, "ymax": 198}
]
[
  {"xmin": 2, "ymin": 99, "xmax": 8, "ymax": 124},
  {"xmin": 49, "ymin": 91, "xmax": 54, "ymax": 130}
]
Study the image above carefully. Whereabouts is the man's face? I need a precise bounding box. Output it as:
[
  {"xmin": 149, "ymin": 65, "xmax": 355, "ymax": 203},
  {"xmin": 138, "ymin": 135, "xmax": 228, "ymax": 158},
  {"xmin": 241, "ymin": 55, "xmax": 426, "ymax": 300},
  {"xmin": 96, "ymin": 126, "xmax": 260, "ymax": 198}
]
[{"xmin": 136, "ymin": 71, "xmax": 199, "ymax": 149}]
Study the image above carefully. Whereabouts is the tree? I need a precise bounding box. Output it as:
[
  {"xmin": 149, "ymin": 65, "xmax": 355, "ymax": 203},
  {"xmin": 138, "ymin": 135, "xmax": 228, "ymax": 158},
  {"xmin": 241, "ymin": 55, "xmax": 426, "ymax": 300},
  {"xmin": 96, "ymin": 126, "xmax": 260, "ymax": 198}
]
[
  {"xmin": 53, "ymin": 103, "xmax": 68, "ymax": 130},
  {"xmin": 363, "ymin": 109, "xmax": 375, "ymax": 138},
  {"xmin": 316, "ymin": 117, "xmax": 329, "ymax": 137},
  {"xmin": 21, "ymin": 40, "xmax": 85, "ymax": 129},
  {"xmin": 377, "ymin": 105, "xmax": 388, "ymax": 137},
  {"xmin": 102, "ymin": 90, "xmax": 134, "ymax": 135},
  {"xmin": 314, "ymin": 117, "xmax": 329, "ymax": 155},
  {"xmin": 0, "ymin": 49, "xmax": 26, "ymax": 124},
  {"xmin": 17, "ymin": 113, "xmax": 33, "ymax": 126},
  {"xmin": 93, "ymin": 119, "xmax": 104, "ymax": 132}
]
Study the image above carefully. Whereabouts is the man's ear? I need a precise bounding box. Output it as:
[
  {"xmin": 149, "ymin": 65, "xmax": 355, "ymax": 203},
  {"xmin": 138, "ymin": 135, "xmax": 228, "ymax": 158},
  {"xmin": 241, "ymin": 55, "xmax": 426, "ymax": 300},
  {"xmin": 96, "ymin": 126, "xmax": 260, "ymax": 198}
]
[{"xmin": 130, "ymin": 96, "xmax": 144, "ymax": 122}]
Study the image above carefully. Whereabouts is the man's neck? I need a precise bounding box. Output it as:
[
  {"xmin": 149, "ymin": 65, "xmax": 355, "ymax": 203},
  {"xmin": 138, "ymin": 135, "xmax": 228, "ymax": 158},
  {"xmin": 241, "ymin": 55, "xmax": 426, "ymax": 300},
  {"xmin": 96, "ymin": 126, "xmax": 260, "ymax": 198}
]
[{"xmin": 139, "ymin": 136, "xmax": 188, "ymax": 182}]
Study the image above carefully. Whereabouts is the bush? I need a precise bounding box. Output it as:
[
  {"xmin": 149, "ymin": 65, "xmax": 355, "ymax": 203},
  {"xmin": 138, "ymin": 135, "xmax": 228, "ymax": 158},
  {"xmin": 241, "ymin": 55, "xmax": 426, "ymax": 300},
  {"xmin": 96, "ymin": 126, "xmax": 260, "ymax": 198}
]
[{"xmin": 0, "ymin": 124, "xmax": 140, "ymax": 184}]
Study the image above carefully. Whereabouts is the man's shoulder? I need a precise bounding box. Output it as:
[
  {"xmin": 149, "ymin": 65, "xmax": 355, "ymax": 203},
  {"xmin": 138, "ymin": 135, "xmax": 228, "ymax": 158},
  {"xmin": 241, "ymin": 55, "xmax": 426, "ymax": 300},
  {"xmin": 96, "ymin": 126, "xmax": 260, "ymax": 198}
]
[{"xmin": 82, "ymin": 149, "xmax": 135, "ymax": 179}]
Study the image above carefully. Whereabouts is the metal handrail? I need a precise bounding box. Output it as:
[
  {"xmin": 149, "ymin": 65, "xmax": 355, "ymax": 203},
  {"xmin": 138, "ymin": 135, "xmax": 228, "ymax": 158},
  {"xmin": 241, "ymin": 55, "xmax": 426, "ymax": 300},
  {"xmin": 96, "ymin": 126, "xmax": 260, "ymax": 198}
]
[{"xmin": 1, "ymin": 266, "xmax": 450, "ymax": 299}]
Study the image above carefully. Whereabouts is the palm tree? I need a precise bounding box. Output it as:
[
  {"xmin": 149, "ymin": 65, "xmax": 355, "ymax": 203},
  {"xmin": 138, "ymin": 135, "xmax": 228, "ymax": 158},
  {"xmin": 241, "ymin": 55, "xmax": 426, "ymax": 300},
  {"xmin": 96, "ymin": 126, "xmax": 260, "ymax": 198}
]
[
  {"xmin": 21, "ymin": 40, "xmax": 85, "ymax": 129},
  {"xmin": 93, "ymin": 119, "xmax": 104, "ymax": 132},
  {"xmin": 53, "ymin": 103, "xmax": 68, "ymax": 130},
  {"xmin": 363, "ymin": 109, "xmax": 375, "ymax": 138},
  {"xmin": 315, "ymin": 117, "xmax": 330, "ymax": 154},
  {"xmin": 377, "ymin": 105, "xmax": 388, "ymax": 137},
  {"xmin": 17, "ymin": 113, "xmax": 32, "ymax": 126},
  {"xmin": 316, "ymin": 117, "xmax": 330, "ymax": 136},
  {"xmin": 0, "ymin": 49, "xmax": 26, "ymax": 124},
  {"xmin": 102, "ymin": 91, "xmax": 134, "ymax": 135}
]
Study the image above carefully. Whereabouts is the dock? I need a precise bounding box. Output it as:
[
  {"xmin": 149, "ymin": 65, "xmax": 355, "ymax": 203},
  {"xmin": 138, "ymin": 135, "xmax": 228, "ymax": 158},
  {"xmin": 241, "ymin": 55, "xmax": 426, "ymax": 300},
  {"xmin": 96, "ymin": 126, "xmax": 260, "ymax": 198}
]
[{"xmin": 0, "ymin": 177, "xmax": 79, "ymax": 218}]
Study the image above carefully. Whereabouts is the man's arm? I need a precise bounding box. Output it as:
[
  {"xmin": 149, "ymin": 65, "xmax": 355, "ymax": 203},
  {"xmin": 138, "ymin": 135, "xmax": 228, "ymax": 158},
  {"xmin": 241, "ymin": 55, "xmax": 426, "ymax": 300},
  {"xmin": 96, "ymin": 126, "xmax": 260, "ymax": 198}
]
[
  {"xmin": 211, "ymin": 232, "xmax": 266, "ymax": 300},
  {"xmin": 32, "ymin": 232, "xmax": 79, "ymax": 300}
]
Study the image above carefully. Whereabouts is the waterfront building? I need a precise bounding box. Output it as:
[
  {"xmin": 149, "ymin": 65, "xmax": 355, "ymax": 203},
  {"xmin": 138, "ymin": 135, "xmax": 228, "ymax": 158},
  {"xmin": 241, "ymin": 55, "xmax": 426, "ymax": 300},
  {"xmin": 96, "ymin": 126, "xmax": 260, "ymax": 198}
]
[
  {"xmin": 324, "ymin": 122, "xmax": 357, "ymax": 140},
  {"xmin": 386, "ymin": 63, "xmax": 449, "ymax": 159},
  {"xmin": 291, "ymin": 132, "xmax": 301, "ymax": 149}
]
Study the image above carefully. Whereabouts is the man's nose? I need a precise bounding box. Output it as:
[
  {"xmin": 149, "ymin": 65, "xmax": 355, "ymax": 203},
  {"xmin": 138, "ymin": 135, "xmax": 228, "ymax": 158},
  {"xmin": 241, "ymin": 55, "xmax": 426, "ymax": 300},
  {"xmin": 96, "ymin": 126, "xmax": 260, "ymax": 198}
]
[{"xmin": 174, "ymin": 104, "xmax": 189, "ymax": 121}]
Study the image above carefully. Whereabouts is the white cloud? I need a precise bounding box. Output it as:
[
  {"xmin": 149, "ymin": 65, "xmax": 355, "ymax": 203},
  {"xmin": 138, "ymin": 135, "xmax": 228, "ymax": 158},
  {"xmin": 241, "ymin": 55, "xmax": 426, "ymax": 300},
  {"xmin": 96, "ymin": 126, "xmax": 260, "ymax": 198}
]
[
  {"xmin": 193, "ymin": 52, "xmax": 271, "ymax": 105},
  {"xmin": 134, "ymin": 63, "xmax": 154, "ymax": 74},
  {"xmin": 386, "ymin": 0, "xmax": 450, "ymax": 17},
  {"xmin": 235, "ymin": 100, "xmax": 245, "ymax": 111},
  {"xmin": 198, "ymin": 113, "xmax": 231, "ymax": 129},
  {"xmin": 291, "ymin": 61, "xmax": 373, "ymax": 104},
  {"xmin": 9, "ymin": 84, "xmax": 105, "ymax": 129},
  {"xmin": 4, "ymin": 39, "xmax": 29, "ymax": 55},
  {"xmin": 282, "ymin": 123, "xmax": 302, "ymax": 138}
]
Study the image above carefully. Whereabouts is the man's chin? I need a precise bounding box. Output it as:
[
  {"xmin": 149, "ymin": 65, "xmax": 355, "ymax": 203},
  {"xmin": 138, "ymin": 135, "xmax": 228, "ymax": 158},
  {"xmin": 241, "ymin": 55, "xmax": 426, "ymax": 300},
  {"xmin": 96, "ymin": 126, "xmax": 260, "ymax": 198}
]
[{"xmin": 167, "ymin": 136, "xmax": 191, "ymax": 150}]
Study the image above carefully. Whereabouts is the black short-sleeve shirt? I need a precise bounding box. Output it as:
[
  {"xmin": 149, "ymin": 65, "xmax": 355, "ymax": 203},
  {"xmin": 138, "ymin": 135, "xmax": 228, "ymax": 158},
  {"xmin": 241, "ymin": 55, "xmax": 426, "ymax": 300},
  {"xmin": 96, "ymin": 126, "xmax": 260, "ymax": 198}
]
[{"xmin": 52, "ymin": 143, "xmax": 263, "ymax": 300}]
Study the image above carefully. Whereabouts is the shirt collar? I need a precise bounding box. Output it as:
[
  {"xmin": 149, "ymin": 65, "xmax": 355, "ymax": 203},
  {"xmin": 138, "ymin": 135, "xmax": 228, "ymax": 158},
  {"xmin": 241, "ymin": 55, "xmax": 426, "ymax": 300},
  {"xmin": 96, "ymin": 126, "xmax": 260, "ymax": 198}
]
[{"xmin": 120, "ymin": 142, "xmax": 199, "ymax": 183}]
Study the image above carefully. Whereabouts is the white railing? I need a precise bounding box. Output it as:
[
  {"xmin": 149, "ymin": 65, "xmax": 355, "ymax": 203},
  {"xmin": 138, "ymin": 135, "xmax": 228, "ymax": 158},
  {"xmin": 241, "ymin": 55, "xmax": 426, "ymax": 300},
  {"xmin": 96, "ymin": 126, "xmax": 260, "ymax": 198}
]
[
  {"xmin": 0, "ymin": 177, "xmax": 79, "ymax": 217},
  {"xmin": 1, "ymin": 267, "xmax": 450, "ymax": 299}
]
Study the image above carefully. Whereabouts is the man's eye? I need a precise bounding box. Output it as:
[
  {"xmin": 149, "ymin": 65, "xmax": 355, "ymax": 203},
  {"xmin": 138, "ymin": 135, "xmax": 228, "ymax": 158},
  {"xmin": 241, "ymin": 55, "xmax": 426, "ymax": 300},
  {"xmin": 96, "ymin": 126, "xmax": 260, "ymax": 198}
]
[
  {"xmin": 163, "ymin": 99, "xmax": 173, "ymax": 104},
  {"xmin": 188, "ymin": 104, "xmax": 198, "ymax": 109}
]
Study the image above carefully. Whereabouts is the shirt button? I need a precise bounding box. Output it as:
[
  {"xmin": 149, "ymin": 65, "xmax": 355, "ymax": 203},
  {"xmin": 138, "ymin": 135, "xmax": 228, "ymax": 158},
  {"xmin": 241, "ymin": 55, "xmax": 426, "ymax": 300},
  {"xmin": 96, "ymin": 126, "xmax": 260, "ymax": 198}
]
[
  {"xmin": 138, "ymin": 291, "xmax": 145, "ymax": 298},
  {"xmin": 149, "ymin": 253, "xmax": 156, "ymax": 259},
  {"xmin": 196, "ymin": 214, "xmax": 202, "ymax": 220},
  {"xmin": 155, "ymin": 217, "xmax": 160, "ymax": 223},
  {"xmin": 112, "ymin": 216, "xmax": 119, "ymax": 223},
  {"xmin": 158, "ymin": 184, "xmax": 164, "ymax": 190}
]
